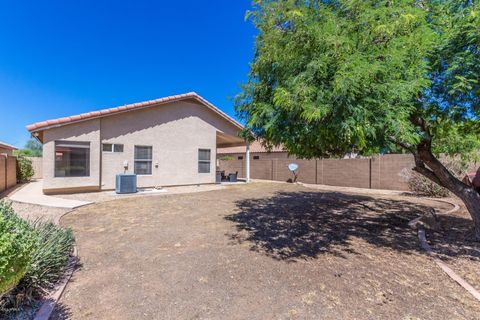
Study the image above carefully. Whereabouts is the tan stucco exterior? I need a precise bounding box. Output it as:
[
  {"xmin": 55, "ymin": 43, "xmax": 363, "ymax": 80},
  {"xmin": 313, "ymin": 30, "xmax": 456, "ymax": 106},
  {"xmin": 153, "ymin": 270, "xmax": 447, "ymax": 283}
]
[
  {"xmin": 0, "ymin": 147, "xmax": 14, "ymax": 156},
  {"xmin": 43, "ymin": 119, "xmax": 102, "ymax": 192},
  {"xmin": 40, "ymin": 100, "xmax": 244, "ymax": 193}
]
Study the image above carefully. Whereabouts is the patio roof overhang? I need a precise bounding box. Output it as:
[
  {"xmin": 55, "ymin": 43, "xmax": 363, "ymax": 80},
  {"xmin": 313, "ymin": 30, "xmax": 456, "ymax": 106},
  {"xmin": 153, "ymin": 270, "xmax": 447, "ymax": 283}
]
[{"xmin": 216, "ymin": 131, "xmax": 246, "ymax": 148}]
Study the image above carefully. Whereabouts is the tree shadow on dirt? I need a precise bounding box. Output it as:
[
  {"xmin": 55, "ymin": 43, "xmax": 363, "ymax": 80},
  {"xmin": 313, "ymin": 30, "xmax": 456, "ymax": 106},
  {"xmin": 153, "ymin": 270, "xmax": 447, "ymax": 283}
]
[{"xmin": 226, "ymin": 191, "xmax": 479, "ymax": 261}]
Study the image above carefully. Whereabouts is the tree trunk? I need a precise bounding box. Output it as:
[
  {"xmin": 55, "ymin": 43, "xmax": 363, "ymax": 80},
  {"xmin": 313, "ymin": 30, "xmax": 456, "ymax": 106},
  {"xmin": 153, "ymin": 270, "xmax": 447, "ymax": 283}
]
[{"xmin": 414, "ymin": 145, "xmax": 480, "ymax": 240}]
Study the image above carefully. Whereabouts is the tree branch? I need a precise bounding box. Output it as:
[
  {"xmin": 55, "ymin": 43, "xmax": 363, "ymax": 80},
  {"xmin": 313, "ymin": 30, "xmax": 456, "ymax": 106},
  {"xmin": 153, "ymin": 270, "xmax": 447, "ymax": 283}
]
[
  {"xmin": 388, "ymin": 136, "xmax": 416, "ymax": 154},
  {"xmin": 412, "ymin": 164, "xmax": 447, "ymax": 189}
]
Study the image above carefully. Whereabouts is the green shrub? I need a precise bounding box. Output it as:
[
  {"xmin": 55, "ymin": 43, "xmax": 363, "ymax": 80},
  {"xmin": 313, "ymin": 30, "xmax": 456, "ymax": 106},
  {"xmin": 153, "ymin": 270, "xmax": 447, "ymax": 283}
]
[
  {"xmin": 219, "ymin": 155, "xmax": 235, "ymax": 161},
  {"xmin": 0, "ymin": 201, "xmax": 75, "ymax": 316},
  {"xmin": 16, "ymin": 154, "xmax": 34, "ymax": 183},
  {"xmin": 0, "ymin": 202, "xmax": 36, "ymax": 297},
  {"xmin": 18, "ymin": 221, "xmax": 74, "ymax": 294}
]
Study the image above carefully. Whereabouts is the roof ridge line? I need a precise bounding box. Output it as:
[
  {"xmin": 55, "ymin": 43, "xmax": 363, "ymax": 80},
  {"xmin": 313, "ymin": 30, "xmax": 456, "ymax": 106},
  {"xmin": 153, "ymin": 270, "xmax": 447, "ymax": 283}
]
[{"xmin": 26, "ymin": 92, "xmax": 243, "ymax": 132}]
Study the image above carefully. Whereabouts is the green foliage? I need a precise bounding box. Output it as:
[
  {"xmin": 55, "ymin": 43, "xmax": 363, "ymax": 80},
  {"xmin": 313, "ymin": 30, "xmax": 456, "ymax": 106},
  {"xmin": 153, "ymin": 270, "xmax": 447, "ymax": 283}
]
[
  {"xmin": 18, "ymin": 221, "xmax": 74, "ymax": 295},
  {"xmin": 18, "ymin": 139, "xmax": 42, "ymax": 157},
  {"xmin": 14, "ymin": 139, "xmax": 42, "ymax": 157},
  {"xmin": 0, "ymin": 202, "xmax": 36, "ymax": 297},
  {"xmin": 219, "ymin": 155, "xmax": 235, "ymax": 161},
  {"xmin": 0, "ymin": 201, "xmax": 74, "ymax": 315},
  {"xmin": 427, "ymin": 1, "xmax": 480, "ymax": 120},
  {"xmin": 15, "ymin": 154, "xmax": 34, "ymax": 183},
  {"xmin": 236, "ymin": 0, "xmax": 480, "ymax": 160}
]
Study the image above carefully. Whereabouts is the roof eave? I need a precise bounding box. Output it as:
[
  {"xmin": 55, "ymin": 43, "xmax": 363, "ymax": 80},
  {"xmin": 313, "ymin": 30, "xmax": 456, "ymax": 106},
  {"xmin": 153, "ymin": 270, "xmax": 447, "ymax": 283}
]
[{"xmin": 26, "ymin": 93, "xmax": 244, "ymax": 133}]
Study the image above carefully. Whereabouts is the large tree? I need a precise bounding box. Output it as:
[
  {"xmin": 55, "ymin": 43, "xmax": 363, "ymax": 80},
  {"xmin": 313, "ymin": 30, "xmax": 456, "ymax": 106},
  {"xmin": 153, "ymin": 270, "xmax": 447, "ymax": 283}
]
[{"xmin": 236, "ymin": 0, "xmax": 480, "ymax": 238}]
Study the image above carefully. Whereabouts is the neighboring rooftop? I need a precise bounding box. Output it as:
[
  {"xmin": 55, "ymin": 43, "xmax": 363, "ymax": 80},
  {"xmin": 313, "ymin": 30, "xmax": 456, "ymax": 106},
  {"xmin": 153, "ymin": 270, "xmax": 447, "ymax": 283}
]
[
  {"xmin": 217, "ymin": 140, "xmax": 285, "ymax": 154},
  {"xmin": 0, "ymin": 141, "xmax": 18, "ymax": 150},
  {"xmin": 26, "ymin": 92, "xmax": 243, "ymax": 133}
]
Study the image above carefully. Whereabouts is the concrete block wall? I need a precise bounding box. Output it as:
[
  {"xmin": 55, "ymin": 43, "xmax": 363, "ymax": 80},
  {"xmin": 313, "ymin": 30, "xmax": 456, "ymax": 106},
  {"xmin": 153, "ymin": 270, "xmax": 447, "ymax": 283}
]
[
  {"xmin": 219, "ymin": 154, "xmax": 416, "ymax": 191},
  {"xmin": 0, "ymin": 155, "xmax": 17, "ymax": 193},
  {"xmin": 27, "ymin": 157, "xmax": 43, "ymax": 179}
]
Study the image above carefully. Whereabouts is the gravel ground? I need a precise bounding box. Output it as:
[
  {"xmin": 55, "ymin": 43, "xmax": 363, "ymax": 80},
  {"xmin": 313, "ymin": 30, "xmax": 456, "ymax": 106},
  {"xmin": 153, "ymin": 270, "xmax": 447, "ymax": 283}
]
[
  {"xmin": 51, "ymin": 182, "xmax": 480, "ymax": 319},
  {"xmin": 9, "ymin": 201, "xmax": 69, "ymax": 222},
  {"xmin": 57, "ymin": 184, "xmax": 231, "ymax": 203}
]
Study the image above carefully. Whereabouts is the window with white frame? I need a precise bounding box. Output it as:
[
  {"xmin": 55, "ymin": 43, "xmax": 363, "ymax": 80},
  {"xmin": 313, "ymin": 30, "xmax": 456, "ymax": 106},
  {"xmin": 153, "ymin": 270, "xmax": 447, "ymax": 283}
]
[
  {"xmin": 102, "ymin": 143, "xmax": 124, "ymax": 153},
  {"xmin": 198, "ymin": 149, "xmax": 211, "ymax": 173},
  {"xmin": 134, "ymin": 146, "xmax": 152, "ymax": 175}
]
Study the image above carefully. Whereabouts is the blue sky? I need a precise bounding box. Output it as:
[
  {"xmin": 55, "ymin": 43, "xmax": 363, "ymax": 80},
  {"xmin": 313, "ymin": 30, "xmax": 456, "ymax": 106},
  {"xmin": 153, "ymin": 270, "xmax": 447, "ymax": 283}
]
[{"xmin": 0, "ymin": 1, "xmax": 256, "ymax": 147}]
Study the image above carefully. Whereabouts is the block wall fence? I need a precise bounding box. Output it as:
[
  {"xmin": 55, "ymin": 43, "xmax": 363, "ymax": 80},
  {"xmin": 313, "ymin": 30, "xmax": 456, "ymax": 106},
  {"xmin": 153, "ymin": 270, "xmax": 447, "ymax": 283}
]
[
  {"xmin": 219, "ymin": 154, "xmax": 415, "ymax": 191},
  {"xmin": 0, "ymin": 155, "xmax": 17, "ymax": 193}
]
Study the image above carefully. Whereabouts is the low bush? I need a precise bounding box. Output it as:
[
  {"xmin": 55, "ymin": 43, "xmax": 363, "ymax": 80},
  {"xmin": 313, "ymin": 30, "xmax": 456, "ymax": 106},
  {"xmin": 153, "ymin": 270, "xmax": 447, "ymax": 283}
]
[
  {"xmin": 16, "ymin": 154, "xmax": 34, "ymax": 183},
  {"xmin": 402, "ymin": 157, "xmax": 468, "ymax": 197},
  {"xmin": 18, "ymin": 221, "xmax": 74, "ymax": 295},
  {"xmin": 0, "ymin": 202, "xmax": 36, "ymax": 297},
  {"xmin": 0, "ymin": 201, "xmax": 74, "ymax": 316}
]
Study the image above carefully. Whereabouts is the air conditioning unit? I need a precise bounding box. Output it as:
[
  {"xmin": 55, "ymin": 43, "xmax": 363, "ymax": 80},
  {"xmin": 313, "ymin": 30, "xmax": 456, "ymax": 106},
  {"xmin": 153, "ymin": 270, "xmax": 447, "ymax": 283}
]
[{"xmin": 115, "ymin": 174, "xmax": 137, "ymax": 194}]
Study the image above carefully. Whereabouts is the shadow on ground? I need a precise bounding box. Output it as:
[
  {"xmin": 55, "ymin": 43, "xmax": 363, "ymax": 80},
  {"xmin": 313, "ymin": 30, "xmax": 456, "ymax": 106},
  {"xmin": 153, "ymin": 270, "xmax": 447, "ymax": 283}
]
[
  {"xmin": 49, "ymin": 302, "xmax": 73, "ymax": 320},
  {"xmin": 226, "ymin": 191, "xmax": 478, "ymax": 261}
]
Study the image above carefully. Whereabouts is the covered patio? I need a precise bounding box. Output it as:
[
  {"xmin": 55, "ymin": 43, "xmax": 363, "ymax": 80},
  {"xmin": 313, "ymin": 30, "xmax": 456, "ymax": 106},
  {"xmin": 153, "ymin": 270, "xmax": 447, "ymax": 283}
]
[{"xmin": 216, "ymin": 131, "xmax": 251, "ymax": 183}]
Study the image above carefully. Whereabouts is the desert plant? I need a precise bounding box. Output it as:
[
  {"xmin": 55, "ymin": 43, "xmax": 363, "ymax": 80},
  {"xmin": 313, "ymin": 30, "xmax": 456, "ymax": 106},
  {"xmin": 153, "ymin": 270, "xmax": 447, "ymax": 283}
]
[
  {"xmin": 0, "ymin": 201, "xmax": 75, "ymax": 317},
  {"xmin": 402, "ymin": 157, "xmax": 469, "ymax": 197},
  {"xmin": 17, "ymin": 221, "xmax": 74, "ymax": 295},
  {"xmin": 0, "ymin": 202, "xmax": 36, "ymax": 297},
  {"xmin": 15, "ymin": 154, "xmax": 34, "ymax": 182}
]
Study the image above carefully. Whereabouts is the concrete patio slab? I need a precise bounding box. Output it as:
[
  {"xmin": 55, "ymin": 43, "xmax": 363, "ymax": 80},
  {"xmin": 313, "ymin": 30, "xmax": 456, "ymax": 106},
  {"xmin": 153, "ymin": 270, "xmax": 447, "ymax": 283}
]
[{"xmin": 8, "ymin": 180, "xmax": 92, "ymax": 209}]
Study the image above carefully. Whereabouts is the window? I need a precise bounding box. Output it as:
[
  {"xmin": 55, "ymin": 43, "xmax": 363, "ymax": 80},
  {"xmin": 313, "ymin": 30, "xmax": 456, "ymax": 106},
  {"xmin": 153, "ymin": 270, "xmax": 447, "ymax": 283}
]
[
  {"xmin": 103, "ymin": 143, "xmax": 124, "ymax": 153},
  {"xmin": 198, "ymin": 149, "xmax": 211, "ymax": 173},
  {"xmin": 134, "ymin": 146, "xmax": 152, "ymax": 175},
  {"xmin": 114, "ymin": 144, "xmax": 124, "ymax": 152},
  {"xmin": 253, "ymin": 155, "xmax": 260, "ymax": 160},
  {"xmin": 102, "ymin": 143, "xmax": 112, "ymax": 152},
  {"xmin": 55, "ymin": 141, "xmax": 90, "ymax": 177},
  {"xmin": 237, "ymin": 156, "xmax": 244, "ymax": 160}
]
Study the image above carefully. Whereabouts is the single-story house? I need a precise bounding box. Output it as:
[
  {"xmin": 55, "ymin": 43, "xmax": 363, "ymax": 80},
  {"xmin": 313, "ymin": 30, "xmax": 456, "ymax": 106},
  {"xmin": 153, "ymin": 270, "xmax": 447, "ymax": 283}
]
[
  {"xmin": 0, "ymin": 141, "xmax": 18, "ymax": 156},
  {"xmin": 27, "ymin": 92, "xmax": 252, "ymax": 194}
]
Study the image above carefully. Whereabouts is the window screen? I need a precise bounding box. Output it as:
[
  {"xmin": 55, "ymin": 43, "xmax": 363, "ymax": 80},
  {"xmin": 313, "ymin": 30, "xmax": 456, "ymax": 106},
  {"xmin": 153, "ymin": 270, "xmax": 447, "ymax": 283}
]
[
  {"xmin": 134, "ymin": 146, "xmax": 152, "ymax": 175},
  {"xmin": 113, "ymin": 144, "xmax": 124, "ymax": 152},
  {"xmin": 103, "ymin": 143, "xmax": 124, "ymax": 152},
  {"xmin": 102, "ymin": 143, "xmax": 113, "ymax": 152},
  {"xmin": 198, "ymin": 149, "xmax": 211, "ymax": 173},
  {"xmin": 55, "ymin": 141, "xmax": 90, "ymax": 177}
]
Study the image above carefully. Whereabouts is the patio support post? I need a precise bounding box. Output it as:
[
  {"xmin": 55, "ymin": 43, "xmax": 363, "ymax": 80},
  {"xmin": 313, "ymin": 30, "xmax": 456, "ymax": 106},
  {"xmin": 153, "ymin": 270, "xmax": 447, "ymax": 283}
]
[{"xmin": 246, "ymin": 141, "xmax": 250, "ymax": 183}]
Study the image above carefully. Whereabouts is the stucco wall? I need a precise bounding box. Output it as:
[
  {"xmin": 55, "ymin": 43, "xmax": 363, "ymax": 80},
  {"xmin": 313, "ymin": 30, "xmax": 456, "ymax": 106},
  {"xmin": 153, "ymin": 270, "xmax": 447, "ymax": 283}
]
[
  {"xmin": 100, "ymin": 101, "xmax": 226, "ymax": 189},
  {"xmin": 0, "ymin": 147, "xmax": 14, "ymax": 156},
  {"xmin": 42, "ymin": 119, "xmax": 101, "ymax": 192},
  {"xmin": 28, "ymin": 157, "xmax": 43, "ymax": 179},
  {"xmin": 40, "ymin": 100, "xmax": 240, "ymax": 192}
]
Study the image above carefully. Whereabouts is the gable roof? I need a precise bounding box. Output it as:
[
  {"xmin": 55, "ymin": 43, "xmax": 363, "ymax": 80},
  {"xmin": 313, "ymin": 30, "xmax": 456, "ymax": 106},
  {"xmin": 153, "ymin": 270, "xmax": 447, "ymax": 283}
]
[
  {"xmin": 217, "ymin": 140, "xmax": 285, "ymax": 154},
  {"xmin": 26, "ymin": 92, "xmax": 243, "ymax": 133},
  {"xmin": 0, "ymin": 141, "xmax": 17, "ymax": 150}
]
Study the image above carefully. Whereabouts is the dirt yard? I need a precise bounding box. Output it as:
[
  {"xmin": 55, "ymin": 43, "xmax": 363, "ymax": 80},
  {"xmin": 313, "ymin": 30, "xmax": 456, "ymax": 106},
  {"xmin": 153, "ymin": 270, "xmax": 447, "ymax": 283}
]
[{"xmin": 54, "ymin": 182, "xmax": 480, "ymax": 319}]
